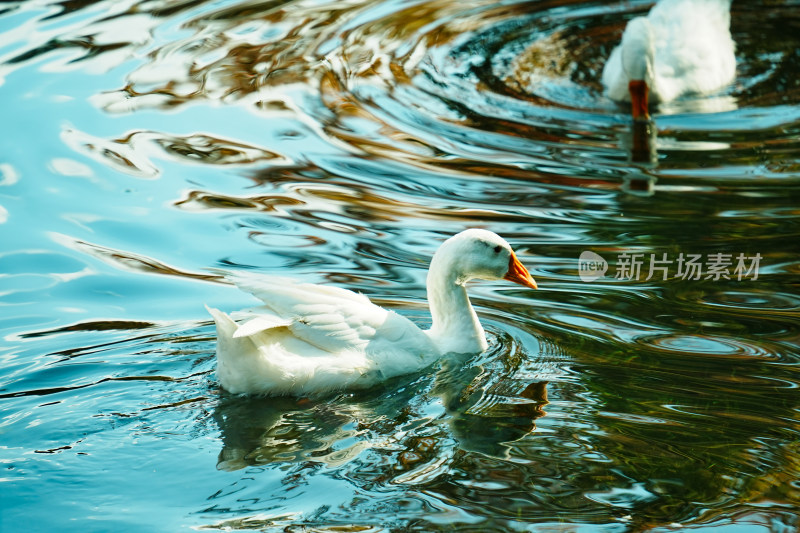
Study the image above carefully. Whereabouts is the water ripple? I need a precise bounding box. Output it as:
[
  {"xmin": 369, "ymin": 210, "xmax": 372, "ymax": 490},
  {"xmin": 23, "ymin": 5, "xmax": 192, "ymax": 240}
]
[
  {"xmin": 2, "ymin": 0, "xmax": 800, "ymax": 531},
  {"xmin": 645, "ymin": 333, "xmax": 774, "ymax": 359}
]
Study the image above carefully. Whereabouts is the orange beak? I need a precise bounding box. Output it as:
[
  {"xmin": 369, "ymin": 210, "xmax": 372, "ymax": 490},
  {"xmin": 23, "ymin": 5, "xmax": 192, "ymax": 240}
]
[
  {"xmin": 503, "ymin": 251, "xmax": 538, "ymax": 289},
  {"xmin": 628, "ymin": 80, "xmax": 650, "ymax": 120}
]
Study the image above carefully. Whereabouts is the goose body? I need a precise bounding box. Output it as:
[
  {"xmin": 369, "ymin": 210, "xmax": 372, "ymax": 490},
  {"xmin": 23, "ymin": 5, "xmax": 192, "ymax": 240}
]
[
  {"xmin": 602, "ymin": 0, "xmax": 735, "ymax": 118},
  {"xmin": 207, "ymin": 229, "xmax": 537, "ymax": 396}
]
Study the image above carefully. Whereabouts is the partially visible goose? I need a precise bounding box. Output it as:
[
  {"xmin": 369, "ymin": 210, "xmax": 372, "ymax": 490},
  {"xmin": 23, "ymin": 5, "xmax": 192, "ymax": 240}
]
[
  {"xmin": 602, "ymin": 0, "xmax": 735, "ymax": 119},
  {"xmin": 207, "ymin": 229, "xmax": 537, "ymax": 396}
]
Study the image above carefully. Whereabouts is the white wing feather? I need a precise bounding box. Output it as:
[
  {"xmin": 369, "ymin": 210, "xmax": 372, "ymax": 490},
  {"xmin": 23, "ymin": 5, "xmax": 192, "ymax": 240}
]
[
  {"xmin": 229, "ymin": 274, "xmax": 399, "ymax": 353},
  {"xmin": 209, "ymin": 274, "xmax": 441, "ymax": 395},
  {"xmin": 232, "ymin": 314, "xmax": 291, "ymax": 338}
]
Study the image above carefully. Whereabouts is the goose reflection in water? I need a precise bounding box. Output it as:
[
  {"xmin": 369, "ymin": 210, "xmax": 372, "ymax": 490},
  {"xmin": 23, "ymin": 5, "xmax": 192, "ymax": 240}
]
[
  {"xmin": 212, "ymin": 358, "xmax": 548, "ymax": 472},
  {"xmin": 621, "ymin": 117, "xmax": 659, "ymax": 169},
  {"xmin": 213, "ymin": 395, "xmax": 360, "ymax": 471},
  {"xmin": 430, "ymin": 352, "xmax": 548, "ymax": 458}
]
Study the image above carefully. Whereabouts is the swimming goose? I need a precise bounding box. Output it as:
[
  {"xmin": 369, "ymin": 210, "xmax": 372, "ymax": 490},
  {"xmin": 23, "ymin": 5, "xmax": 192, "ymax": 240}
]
[
  {"xmin": 602, "ymin": 0, "xmax": 735, "ymax": 119},
  {"xmin": 207, "ymin": 229, "xmax": 537, "ymax": 396}
]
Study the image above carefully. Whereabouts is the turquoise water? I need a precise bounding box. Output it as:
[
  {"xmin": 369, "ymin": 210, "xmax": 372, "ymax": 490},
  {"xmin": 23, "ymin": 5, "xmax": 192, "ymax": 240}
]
[{"xmin": 1, "ymin": 0, "xmax": 798, "ymax": 531}]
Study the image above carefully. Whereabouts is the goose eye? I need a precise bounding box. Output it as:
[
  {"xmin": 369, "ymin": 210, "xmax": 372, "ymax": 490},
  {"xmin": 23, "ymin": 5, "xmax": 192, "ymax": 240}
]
[{"xmin": 493, "ymin": 245, "xmax": 502, "ymax": 254}]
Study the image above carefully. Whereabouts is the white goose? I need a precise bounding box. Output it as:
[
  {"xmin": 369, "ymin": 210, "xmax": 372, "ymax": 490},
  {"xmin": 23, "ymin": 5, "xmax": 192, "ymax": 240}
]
[
  {"xmin": 207, "ymin": 229, "xmax": 538, "ymax": 396},
  {"xmin": 602, "ymin": 0, "xmax": 735, "ymax": 119}
]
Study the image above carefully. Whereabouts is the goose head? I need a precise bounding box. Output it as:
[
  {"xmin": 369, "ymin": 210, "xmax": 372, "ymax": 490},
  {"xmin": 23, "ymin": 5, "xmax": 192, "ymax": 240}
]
[
  {"xmin": 621, "ymin": 17, "xmax": 656, "ymax": 120},
  {"xmin": 429, "ymin": 229, "xmax": 537, "ymax": 289},
  {"xmin": 425, "ymin": 229, "xmax": 536, "ymax": 354}
]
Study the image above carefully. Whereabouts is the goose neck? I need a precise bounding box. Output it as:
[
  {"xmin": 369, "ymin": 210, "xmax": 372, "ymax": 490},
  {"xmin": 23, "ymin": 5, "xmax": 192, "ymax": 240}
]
[{"xmin": 425, "ymin": 254, "xmax": 487, "ymax": 354}]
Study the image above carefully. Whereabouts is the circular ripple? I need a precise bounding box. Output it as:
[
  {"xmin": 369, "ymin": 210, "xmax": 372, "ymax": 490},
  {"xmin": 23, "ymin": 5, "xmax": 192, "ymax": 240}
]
[
  {"xmin": 644, "ymin": 333, "xmax": 772, "ymax": 358},
  {"xmin": 698, "ymin": 289, "xmax": 800, "ymax": 311}
]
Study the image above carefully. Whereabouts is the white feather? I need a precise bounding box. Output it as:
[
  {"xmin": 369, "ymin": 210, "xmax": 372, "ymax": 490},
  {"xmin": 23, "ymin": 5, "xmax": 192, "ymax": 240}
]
[{"xmin": 602, "ymin": 0, "xmax": 735, "ymax": 104}]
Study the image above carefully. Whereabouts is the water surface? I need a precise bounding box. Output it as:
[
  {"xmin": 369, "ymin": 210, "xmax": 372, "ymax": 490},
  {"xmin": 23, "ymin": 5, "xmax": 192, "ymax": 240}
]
[{"xmin": 1, "ymin": 0, "xmax": 799, "ymax": 531}]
